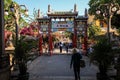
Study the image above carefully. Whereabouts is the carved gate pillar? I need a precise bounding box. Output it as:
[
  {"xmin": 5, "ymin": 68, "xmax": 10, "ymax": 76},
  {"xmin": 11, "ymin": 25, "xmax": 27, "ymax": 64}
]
[
  {"xmin": 73, "ymin": 18, "xmax": 77, "ymax": 48},
  {"xmin": 38, "ymin": 23, "xmax": 43, "ymax": 55},
  {"xmin": 48, "ymin": 19, "xmax": 53, "ymax": 55}
]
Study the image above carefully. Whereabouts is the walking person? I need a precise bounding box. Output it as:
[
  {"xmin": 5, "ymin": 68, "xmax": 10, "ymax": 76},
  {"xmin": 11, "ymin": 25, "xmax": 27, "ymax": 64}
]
[
  {"xmin": 65, "ymin": 43, "xmax": 69, "ymax": 53},
  {"xmin": 45, "ymin": 44, "xmax": 48, "ymax": 53},
  {"xmin": 59, "ymin": 42, "xmax": 63, "ymax": 53},
  {"xmin": 70, "ymin": 48, "xmax": 82, "ymax": 80}
]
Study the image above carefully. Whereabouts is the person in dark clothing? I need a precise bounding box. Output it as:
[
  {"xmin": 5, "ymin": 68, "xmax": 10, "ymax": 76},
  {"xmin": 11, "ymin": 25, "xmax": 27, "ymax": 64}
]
[
  {"xmin": 65, "ymin": 43, "xmax": 69, "ymax": 53},
  {"xmin": 70, "ymin": 48, "xmax": 82, "ymax": 80},
  {"xmin": 59, "ymin": 43, "xmax": 63, "ymax": 53}
]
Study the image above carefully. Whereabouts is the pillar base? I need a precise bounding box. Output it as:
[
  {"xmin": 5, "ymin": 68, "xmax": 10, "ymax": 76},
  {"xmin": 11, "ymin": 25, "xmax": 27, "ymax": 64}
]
[
  {"xmin": 0, "ymin": 66, "xmax": 10, "ymax": 80},
  {"xmin": 0, "ymin": 54, "xmax": 10, "ymax": 68},
  {"xmin": 0, "ymin": 54, "xmax": 10, "ymax": 80}
]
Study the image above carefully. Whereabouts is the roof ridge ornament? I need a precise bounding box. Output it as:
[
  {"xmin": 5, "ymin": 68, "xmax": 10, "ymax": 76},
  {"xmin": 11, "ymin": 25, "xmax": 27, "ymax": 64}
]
[
  {"xmin": 48, "ymin": 4, "xmax": 51, "ymax": 12},
  {"xmin": 74, "ymin": 4, "xmax": 77, "ymax": 12}
]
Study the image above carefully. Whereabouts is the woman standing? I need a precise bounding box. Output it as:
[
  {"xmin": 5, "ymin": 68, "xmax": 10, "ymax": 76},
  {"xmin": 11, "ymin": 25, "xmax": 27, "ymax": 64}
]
[{"xmin": 70, "ymin": 48, "xmax": 82, "ymax": 80}]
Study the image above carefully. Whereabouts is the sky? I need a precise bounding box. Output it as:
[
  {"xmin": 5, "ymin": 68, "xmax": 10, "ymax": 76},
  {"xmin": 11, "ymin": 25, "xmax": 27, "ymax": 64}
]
[{"xmin": 13, "ymin": 0, "xmax": 90, "ymax": 16}]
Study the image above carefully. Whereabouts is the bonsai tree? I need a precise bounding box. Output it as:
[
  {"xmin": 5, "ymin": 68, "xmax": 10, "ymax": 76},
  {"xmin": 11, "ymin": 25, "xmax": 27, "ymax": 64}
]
[{"xmin": 90, "ymin": 38, "xmax": 114, "ymax": 80}]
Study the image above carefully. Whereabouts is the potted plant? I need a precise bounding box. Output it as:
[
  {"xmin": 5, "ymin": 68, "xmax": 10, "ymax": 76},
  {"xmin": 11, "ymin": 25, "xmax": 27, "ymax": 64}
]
[
  {"xmin": 113, "ymin": 48, "xmax": 120, "ymax": 80},
  {"xmin": 15, "ymin": 36, "xmax": 36, "ymax": 80},
  {"xmin": 90, "ymin": 38, "xmax": 114, "ymax": 80}
]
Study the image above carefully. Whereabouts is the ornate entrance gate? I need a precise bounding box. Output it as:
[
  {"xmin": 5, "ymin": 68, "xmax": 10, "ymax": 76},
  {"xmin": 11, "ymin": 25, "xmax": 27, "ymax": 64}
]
[{"xmin": 37, "ymin": 4, "xmax": 88, "ymax": 55}]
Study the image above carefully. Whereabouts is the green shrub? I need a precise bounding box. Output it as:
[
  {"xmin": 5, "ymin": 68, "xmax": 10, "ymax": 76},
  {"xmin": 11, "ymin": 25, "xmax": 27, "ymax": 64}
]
[{"xmin": 90, "ymin": 38, "xmax": 114, "ymax": 75}]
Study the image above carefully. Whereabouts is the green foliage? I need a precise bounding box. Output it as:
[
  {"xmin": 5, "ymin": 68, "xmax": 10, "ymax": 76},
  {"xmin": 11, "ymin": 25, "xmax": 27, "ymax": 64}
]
[
  {"xmin": 19, "ymin": 18, "xmax": 29, "ymax": 28},
  {"xmin": 25, "ymin": 8, "xmax": 38, "ymax": 23},
  {"xmin": 88, "ymin": 0, "xmax": 100, "ymax": 15},
  {"xmin": 52, "ymin": 35, "xmax": 59, "ymax": 42},
  {"xmin": 15, "ymin": 36, "xmax": 37, "ymax": 62},
  {"xmin": 4, "ymin": 0, "xmax": 29, "ymax": 31},
  {"xmin": 88, "ymin": 0, "xmax": 120, "ymax": 31},
  {"xmin": 89, "ymin": 0, "xmax": 120, "ymax": 14},
  {"xmin": 88, "ymin": 0, "xmax": 120, "ymax": 21},
  {"xmin": 88, "ymin": 24, "xmax": 101, "ymax": 38},
  {"xmin": 111, "ymin": 14, "xmax": 120, "ymax": 29},
  {"xmin": 90, "ymin": 38, "xmax": 114, "ymax": 74},
  {"xmin": 64, "ymin": 31, "xmax": 73, "ymax": 40},
  {"xmin": 64, "ymin": 31, "xmax": 71, "ymax": 37},
  {"xmin": 15, "ymin": 37, "xmax": 26, "ymax": 61},
  {"xmin": 117, "ymin": 28, "xmax": 120, "ymax": 35},
  {"xmin": 14, "ymin": 35, "xmax": 38, "ymax": 75}
]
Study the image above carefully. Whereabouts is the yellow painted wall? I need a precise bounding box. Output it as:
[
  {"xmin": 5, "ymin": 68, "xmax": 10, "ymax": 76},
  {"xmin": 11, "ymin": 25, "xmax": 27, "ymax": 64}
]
[{"xmin": 95, "ymin": 20, "xmax": 100, "ymax": 26}]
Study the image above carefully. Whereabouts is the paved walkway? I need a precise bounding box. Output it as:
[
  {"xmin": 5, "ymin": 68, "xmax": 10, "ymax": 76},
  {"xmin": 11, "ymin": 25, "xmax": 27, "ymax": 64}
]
[
  {"xmin": 28, "ymin": 54, "xmax": 99, "ymax": 80},
  {"xmin": 42, "ymin": 48, "xmax": 73, "ymax": 54}
]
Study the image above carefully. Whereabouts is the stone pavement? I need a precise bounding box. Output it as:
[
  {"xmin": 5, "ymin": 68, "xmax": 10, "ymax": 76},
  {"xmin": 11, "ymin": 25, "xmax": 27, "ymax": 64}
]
[
  {"xmin": 28, "ymin": 54, "xmax": 99, "ymax": 80},
  {"xmin": 42, "ymin": 48, "xmax": 73, "ymax": 54}
]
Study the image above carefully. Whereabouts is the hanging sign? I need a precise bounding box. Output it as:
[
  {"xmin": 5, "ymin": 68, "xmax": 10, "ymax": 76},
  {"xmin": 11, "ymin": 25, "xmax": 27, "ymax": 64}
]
[{"xmin": 52, "ymin": 21, "xmax": 74, "ymax": 28}]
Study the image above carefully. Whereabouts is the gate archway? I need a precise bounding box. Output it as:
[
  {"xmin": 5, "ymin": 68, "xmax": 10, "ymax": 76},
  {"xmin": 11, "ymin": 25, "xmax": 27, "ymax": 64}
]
[{"xmin": 37, "ymin": 4, "xmax": 88, "ymax": 55}]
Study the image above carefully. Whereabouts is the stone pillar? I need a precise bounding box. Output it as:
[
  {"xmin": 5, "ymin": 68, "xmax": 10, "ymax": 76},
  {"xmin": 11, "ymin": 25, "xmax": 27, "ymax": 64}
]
[{"xmin": 0, "ymin": 0, "xmax": 10, "ymax": 80}]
